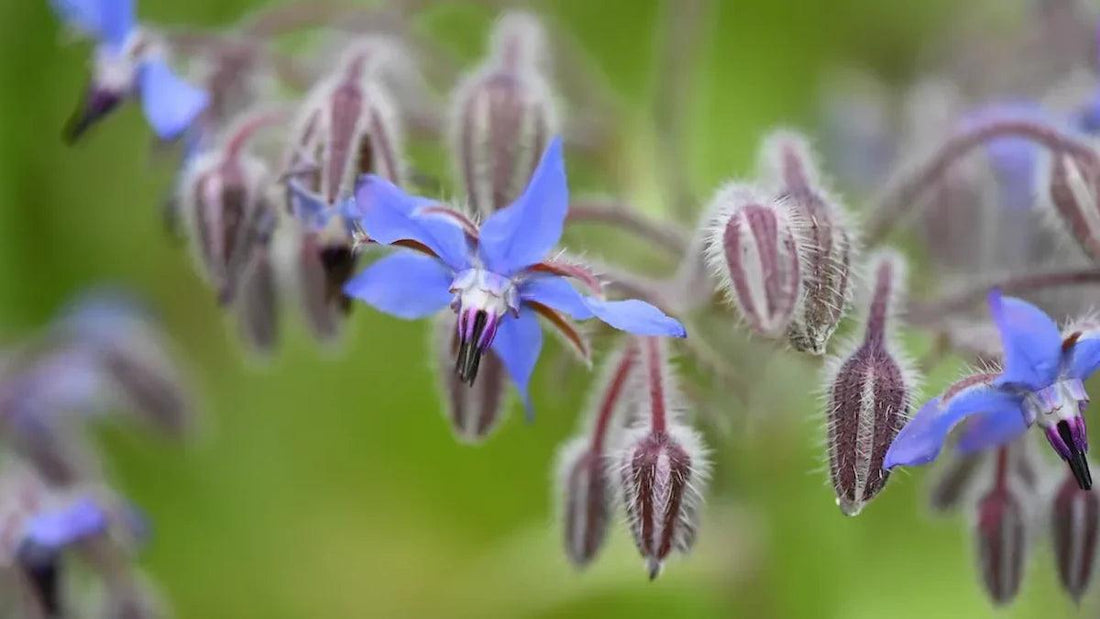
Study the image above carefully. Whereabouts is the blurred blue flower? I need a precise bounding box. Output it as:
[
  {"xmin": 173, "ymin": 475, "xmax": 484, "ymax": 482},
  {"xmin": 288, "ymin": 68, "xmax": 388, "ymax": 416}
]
[
  {"xmin": 322, "ymin": 137, "xmax": 685, "ymax": 416},
  {"xmin": 51, "ymin": 0, "xmax": 208, "ymax": 141},
  {"xmin": 885, "ymin": 290, "xmax": 1100, "ymax": 489}
]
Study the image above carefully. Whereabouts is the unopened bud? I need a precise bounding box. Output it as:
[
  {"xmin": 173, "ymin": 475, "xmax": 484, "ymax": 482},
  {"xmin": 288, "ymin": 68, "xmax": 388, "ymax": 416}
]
[
  {"xmin": 450, "ymin": 11, "xmax": 557, "ymax": 215},
  {"xmin": 236, "ymin": 242, "xmax": 279, "ymax": 355},
  {"xmin": 759, "ymin": 130, "xmax": 858, "ymax": 354},
  {"xmin": 616, "ymin": 337, "xmax": 709, "ymax": 579},
  {"xmin": 704, "ymin": 184, "xmax": 803, "ymax": 338},
  {"xmin": 556, "ymin": 340, "xmax": 641, "ymax": 567},
  {"xmin": 972, "ymin": 449, "xmax": 1029, "ymax": 607},
  {"xmin": 433, "ymin": 314, "xmax": 507, "ymax": 443},
  {"xmin": 1051, "ymin": 466, "xmax": 1100, "ymax": 602},
  {"xmin": 823, "ymin": 250, "xmax": 916, "ymax": 516},
  {"xmin": 293, "ymin": 232, "xmax": 358, "ymax": 342},
  {"xmin": 1044, "ymin": 149, "xmax": 1100, "ymax": 262},
  {"xmin": 928, "ymin": 453, "xmax": 983, "ymax": 514}
]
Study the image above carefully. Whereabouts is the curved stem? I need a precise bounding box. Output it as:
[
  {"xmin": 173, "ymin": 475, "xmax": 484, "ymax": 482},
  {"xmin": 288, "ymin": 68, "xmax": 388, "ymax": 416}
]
[
  {"xmin": 642, "ymin": 337, "xmax": 667, "ymax": 434},
  {"xmin": 567, "ymin": 199, "xmax": 689, "ymax": 255},
  {"xmin": 589, "ymin": 340, "xmax": 640, "ymax": 453},
  {"xmin": 907, "ymin": 267, "xmax": 1100, "ymax": 324},
  {"xmin": 865, "ymin": 119, "xmax": 1098, "ymax": 245}
]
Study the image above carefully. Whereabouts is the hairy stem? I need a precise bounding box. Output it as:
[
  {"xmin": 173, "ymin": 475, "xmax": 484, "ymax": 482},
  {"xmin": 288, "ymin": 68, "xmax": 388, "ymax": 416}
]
[
  {"xmin": 567, "ymin": 199, "xmax": 689, "ymax": 255},
  {"xmin": 590, "ymin": 340, "xmax": 641, "ymax": 453},
  {"xmin": 866, "ymin": 119, "xmax": 1098, "ymax": 245},
  {"xmin": 908, "ymin": 267, "xmax": 1100, "ymax": 324}
]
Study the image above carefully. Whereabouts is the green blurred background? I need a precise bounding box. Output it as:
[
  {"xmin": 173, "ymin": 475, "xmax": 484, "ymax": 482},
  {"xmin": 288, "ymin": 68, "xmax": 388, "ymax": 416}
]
[{"xmin": 0, "ymin": 0, "xmax": 1092, "ymax": 617}]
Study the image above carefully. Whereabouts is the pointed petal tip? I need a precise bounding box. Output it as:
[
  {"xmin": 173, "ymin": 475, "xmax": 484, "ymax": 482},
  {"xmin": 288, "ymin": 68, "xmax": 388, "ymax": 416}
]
[{"xmin": 646, "ymin": 558, "xmax": 662, "ymax": 580}]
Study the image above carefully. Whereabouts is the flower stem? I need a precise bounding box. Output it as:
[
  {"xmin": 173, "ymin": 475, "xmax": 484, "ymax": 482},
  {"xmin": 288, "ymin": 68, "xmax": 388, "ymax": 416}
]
[
  {"xmin": 994, "ymin": 447, "xmax": 1009, "ymax": 492},
  {"xmin": 643, "ymin": 337, "xmax": 668, "ymax": 434},
  {"xmin": 907, "ymin": 267, "xmax": 1100, "ymax": 324},
  {"xmin": 567, "ymin": 199, "xmax": 689, "ymax": 255},
  {"xmin": 590, "ymin": 340, "xmax": 641, "ymax": 453},
  {"xmin": 865, "ymin": 119, "xmax": 1098, "ymax": 245}
]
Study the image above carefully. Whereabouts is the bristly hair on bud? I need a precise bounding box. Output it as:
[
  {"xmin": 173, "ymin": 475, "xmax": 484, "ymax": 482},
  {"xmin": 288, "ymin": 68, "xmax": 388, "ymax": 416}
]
[
  {"xmin": 1037, "ymin": 147, "xmax": 1100, "ymax": 263},
  {"xmin": 555, "ymin": 339, "xmax": 641, "ymax": 567},
  {"xmin": 703, "ymin": 183, "xmax": 804, "ymax": 338},
  {"xmin": 1051, "ymin": 465, "xmax": 1100, "ymax": 603},
  {"xmin": 972, "ymin": 447, "xmax": 1032, "ymax": 607},
  {"xmin": 615, "ymin": 337, "xmax": 710, "ymax": 579},
  {"xmin": 432, "ymin": 314, "xmax": 508, "ymax": 444},
  {"xmin": 758, "ymin": 129, "xmax": 859, "ymax": 355},
  {"xmin": 822, "ymin": 249, "xmax": 918, "ymax": 516},
  {"xmin": 449, "ymin": 10, "xmax": 559, "ymax": 216}
]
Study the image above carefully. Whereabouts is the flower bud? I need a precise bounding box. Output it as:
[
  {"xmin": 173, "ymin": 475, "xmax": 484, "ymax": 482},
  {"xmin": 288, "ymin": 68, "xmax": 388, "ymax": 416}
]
[
  {"xmin": 759, "ymin": 130, "xmax": 858, "ymax": 354},
  {"xmin": 823, "ymin": 250, "xmax": 916, "ymax": 516},
  {"xmin": 1044, "ymin": 149, "xmax": 1100, "ymax": 262},
  {"xmin": 450, "ymin": 11, "xmax": 557, "ymax": 215},
  {"xmin": 928, "ymin": 453, "xmax": 983, "ymax": 514},
  {"xmin": 293, "ymin": 231, "xmax": 357, "ymax": 342},
  {"xmin": 556, "ymin": 340, "xmax": 641, "ymax": 567},
  {"xmin": 972, "ymin": 449, "xmax": 1030, "ymax": 607},
  {"xmin": 616, "ymin": 337, "xmax": 709, "ymax": 579},
  {"xmin": 236, "ymin": 242, "xmax": 279, "ymax": 355},
  {"xmin": 704, "ymin": 184, "xmax": 803, "ymax": 338},
  {"xmin": 1051, "ymin": 467, "xmax": 1100, "ymax": 602},
  {"xmin": 433, "ymin": 314, "xmax": 507, "ymax": 443}
]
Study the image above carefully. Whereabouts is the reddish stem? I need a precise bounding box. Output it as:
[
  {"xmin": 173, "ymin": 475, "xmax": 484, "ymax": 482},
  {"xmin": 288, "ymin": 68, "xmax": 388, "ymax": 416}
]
[
  {"xmin": 866, "ymin": 119, "xmax": 1098, "ymax": 245},
  {"xmin": 908, "ymin": 267, "xmax": 1100, "ymax": 324},
  {"xmin": 225, "ymin": 109, "xmax": 289, "ymax": 161},
  {"xmin": 590, "ymin": 340, "xmax": 641, "ymax": 453},
  {"xmin": 644, "ymin": 337, "xmax": 668, "ymax": 434},
  {"xmin": 994, "ymin": 447, "xmax": 1009, "ymax": 492},
  {"xmin": 567, "ymin": 199, "xmax": 689, "ymax": 255}
]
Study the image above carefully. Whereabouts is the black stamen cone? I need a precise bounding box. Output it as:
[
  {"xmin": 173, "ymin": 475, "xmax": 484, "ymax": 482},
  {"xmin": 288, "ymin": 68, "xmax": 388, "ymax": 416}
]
[
  {"xmin": 63, "ymin": 87, "xmax": 120, "ymax": 145},
  {"xmin": 456, "ymin": 312, "xmax": 488, "ymax": 386},
  {"xmin": 1059, "ymin": 421, "xmax": 1092, "ymax": 491},
  {"xmin": 17, "ymin": 541, "xmax": 61, "ymax": 617}
]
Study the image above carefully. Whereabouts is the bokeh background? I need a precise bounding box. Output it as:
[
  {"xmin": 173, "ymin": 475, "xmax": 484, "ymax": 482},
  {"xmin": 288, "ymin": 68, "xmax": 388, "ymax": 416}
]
[{"xmin": 0, "ymin": 0, "xmax": 1094, "ymax": 617}]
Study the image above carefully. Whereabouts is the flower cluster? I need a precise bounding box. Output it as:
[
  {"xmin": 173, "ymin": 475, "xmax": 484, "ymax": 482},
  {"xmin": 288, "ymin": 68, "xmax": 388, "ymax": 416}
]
[{"xmin": 0, "ymin": 292, "xmax": 194, "ymax": 617}]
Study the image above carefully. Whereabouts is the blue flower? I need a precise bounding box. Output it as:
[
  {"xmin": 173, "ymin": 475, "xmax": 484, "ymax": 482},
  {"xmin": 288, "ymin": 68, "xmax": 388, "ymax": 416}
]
[
  {"xmin": 51, "ymin": 0, "xmax": 209, "ymax": 141},
  {"xmin": 885, "ymin": 290, "xmax": 1100, "ymax": 489},
  {"xmin": 336, "ymin": 137, "xmax": 686, "ymax": 416}
]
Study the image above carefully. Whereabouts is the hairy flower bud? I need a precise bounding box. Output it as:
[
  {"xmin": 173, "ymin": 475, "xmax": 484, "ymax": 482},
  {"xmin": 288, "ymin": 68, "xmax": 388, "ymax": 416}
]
[
  {"xmin": 972, "ymin": 449, "xmax": 1030, "ymax": 606},
  {"xmin": 616, "ymin": 337, "xmax": 709, "ymax": 579},
  {"xmin": 236, "ymin": 240, "xmax": 279, "ymax": 355},
  {"xmin": 450, "ymin": 11, "xmax": 557, "ymax": 215},
  {"xmin": 556, "ymin": 340, "xmax": 640, "ymax": 567},
  {"xmin": 759, "ymin": 130, "xmax": 858, "ymax": 354},
  {"xmin": 823, "ymin": 250, "xmax": 917, "ymax": 516},
  {"xmin": 928, "ymin": 453, "xmax": 983, "ymax": 514},
  {"xmin": 704, "ymin": 184, "xmax": 803, "ymax": 338},
  {"xmin": 1051, "ymin": 468, "xmax": 1100, "ymax": 602},
  {"xmin": 433, "ymin": 314, "xmax": 507, "ymax": 443},
  {"xmin": 1042, "ymin": 149, "xmax": 1100, "ymax": 262}
]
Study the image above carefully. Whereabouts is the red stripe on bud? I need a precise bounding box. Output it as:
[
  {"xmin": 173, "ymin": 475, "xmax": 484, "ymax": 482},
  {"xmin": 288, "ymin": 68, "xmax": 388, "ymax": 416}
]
[{"xmin": 973, "ymin": 449, "xmax": 1028, "ymax": 607}]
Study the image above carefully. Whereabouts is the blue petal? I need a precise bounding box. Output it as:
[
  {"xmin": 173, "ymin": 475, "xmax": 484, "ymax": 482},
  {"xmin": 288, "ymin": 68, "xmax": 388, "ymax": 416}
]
[
  {"xmin": 51, "ymin": 0, "xmax": 134, "ymax": 49},
  {"xmin": 884, "ymin": 387, "xmax": 1024, "ymax": 468},
  {"xmin": 987, "ymin": 290, "xmax": 1063, "ymax": 390},
  {"xmin": 137, "ymin": 59, "xmax": 209, "ymax": 140},
  {"xmin": 519, "ymin": 276, "xmax": 686, "ymax": 337},
  {"xmin": 343, "ymin": 250, "xmax": 453, "ymax": 319},
  {"xmin": 1076, "ymin": 87, "xmax": 1100, "ymax": 135},
  {"xmin": 354, "ymin": 176, "xmax": 471, "ymax": 271},
  {"xmin": 478, "ymin": 137, "xmax": 568, "ymax": 275},
  {"xmin": 1066, "ymin": 333, "xmax": 1100, "ymax": 381},
  {"xmin": 286, "ymin": 180, "xmax": 341, "ymax": 231},
  {"xmin": 955, "ymin": 408, "xmax": 1030, "ymax": 454},
  {"xmin": 490, "ymin": 308, "xmax": 542, "ymax": 421},
  {"xmin": 24, "ymin": 497, "xmax": 108, "ymax": 550}
]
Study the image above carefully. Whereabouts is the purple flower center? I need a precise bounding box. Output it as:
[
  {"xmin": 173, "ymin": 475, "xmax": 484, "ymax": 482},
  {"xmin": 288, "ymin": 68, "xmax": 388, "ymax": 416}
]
[{"xmin": 450, "ymin": 268, "xmax": 518, "ymax": 384}]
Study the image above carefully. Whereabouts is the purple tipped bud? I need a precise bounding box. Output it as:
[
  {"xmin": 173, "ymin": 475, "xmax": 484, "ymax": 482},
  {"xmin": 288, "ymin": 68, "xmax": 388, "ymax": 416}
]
[
  {"xmin": 759, "ymin": 131, "xmax": 858, "ymax": 354},
  {"xmin": 823, "ymin": 251, "xmax": 916, "ymax": 516},
  {"xmin": 972, "ymin": 449, "xmax": 1029, "ymax": 607},
  {"xmin": 1044, "ymin": 149, "xmax": 1100, "ymax": 262},
  {"xmin": 451, "ymin": 11, "xmax": 557, "ymax": 215},
  {"xmin": 704, "ymin": 184, "xmax": 803, "ymax": 338},
  {"xmin": 556, "ymin": 340, "xmax": 641, "ymax": 566},
  {"xmin": 616, "ymin": 337, "xmax": 709, "ymax": 579},
  {"xmin": 433, "ymin": 315, "xmax": 507, "ymax": 443},
  {"xmin": 1051, "ymin": 468, "xmax": 1100, "ymax": 602}
]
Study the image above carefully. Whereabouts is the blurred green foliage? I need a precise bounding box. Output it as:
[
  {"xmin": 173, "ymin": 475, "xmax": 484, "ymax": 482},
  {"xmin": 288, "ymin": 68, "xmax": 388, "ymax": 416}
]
[{"xmin": 0, "ymin": 0, "xmax": 1091, "ymax": 617}]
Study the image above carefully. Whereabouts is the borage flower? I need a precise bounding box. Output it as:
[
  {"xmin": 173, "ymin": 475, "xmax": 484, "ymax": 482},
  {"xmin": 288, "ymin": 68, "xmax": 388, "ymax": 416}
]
[
  {"xmin": 342, "ymin": 137, "xmax": 686, "ymax": 414},
  {"xmin": 885, "ymin": 290, "xmax": 1100, "ymax": 490},
  {"xmin": 51, "ymin": 0, "xmax": 209, "ymax": 141}
]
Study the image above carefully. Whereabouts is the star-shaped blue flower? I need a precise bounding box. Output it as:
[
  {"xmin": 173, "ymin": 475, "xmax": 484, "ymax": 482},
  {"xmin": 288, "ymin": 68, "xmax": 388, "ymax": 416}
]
[
  {"xmin": 886, "ymin": 290, "xmax": 1100, "ymax": 489},
  {"xmin": 51, "ymin": 0, "xmax": 209, "ymax": 141},
  {"xmin": 336, "ymin": 137, "xmax": 686, "ymax": 416}
]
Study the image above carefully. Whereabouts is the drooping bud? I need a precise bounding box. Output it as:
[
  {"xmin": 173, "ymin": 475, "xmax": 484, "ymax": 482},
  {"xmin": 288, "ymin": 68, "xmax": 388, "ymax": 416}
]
[
  {"xmin": 450, "ymin": 11, "xmax": 558, "ymax": 215},
  {"xmin": 433, "ymin": 314, "xmax": 507, "ymax": 443},
  {"xmin": 928, "ymin": 453, "xmax": 983, "ymax": 514},
  {"xmin": 703, "ymin": 184, "xmax": 803, "ymax": 338},
  {"xmin": 759, "ymin": 130, "xmax": 858, "ymax": 354},
  {"xmin": 972, "ymin": 448, "xmax": 1030, "ymax": 606},
  {"xmin": 1043, "ymin": 148, "xmax": 1100, "ymax": 262},
  {"xmin": 1051, "ymin": 467, "xmax": 1100, "ymax": 602},
  {"xmin": 556, "ymin": 340, "xmax": 640, "ymax": 567},
  {"xmin": 236, "ymin": 239, "xmax": 279, "ymax": 355},
  {"xmin": 616, "ymin": 337, "xmax": 709, "ymax": 579},
  {"xmin": 823, "ymin": 250, "xmax": 917, "ymax": 516}
]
